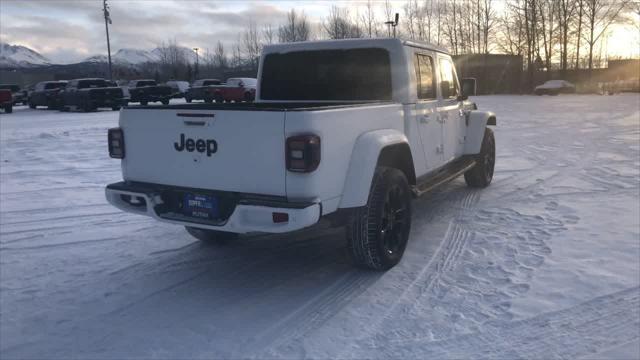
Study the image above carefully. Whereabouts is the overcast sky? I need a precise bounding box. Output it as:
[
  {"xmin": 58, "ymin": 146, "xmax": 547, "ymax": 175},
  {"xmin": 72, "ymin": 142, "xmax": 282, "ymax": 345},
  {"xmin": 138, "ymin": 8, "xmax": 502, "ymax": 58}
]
[
  {"xmin": 0, "ymin": 0, "xmax": 345, "ymax": 63},
  {"xmin": 1, "ymin": 0, "xmax": 638, "ymax": 64}
]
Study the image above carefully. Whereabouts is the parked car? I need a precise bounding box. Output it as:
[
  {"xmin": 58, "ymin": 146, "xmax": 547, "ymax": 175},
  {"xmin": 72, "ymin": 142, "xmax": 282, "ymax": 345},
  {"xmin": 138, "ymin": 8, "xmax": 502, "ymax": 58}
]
[
  {"xmin": 59, "ymin": 78, "xmax": 125, "ymax": 112},
  {"xmin": 126, "ymin": 79, "xmax": 172, "ymax": 105},
  {"xmin": 166, "ymin": 80, "xmax": 190, "ymax": 99},
  {"xmin": 534, "ymin": 80, "xmax": 576, "ymax": 95},
  {"xmin": 0, "ymin": 89, "xmax": 12, "ymax": 113},
  {"xmin": 105, "ymin": 38, "xmax": 497, "ymax": 271},
  {"xmin": 0, "ymin": 84, "xmax": 25, "ymax": 105},
  {"xmin": 205, "ymin": 78, "xmax": 257, "ymax": 103},
  {"xmin": 28, "ymin": 81, "xmax": 68, "ymax": 109},
  {"xmin": 185, "ymin": 79, "xmax": 221, "ymax": 103}
]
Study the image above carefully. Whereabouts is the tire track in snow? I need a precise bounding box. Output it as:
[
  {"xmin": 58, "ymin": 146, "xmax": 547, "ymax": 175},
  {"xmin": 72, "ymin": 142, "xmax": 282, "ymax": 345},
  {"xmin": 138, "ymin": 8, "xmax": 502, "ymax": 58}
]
[
  {"xmin": 361, "ymin": 287, "xmax": 640, "ymax": 359},
  {"xmin": 255, "ymin": 189, "xmax": 480, "ymax": 357},
  {"xmin": 246, "ymin": 268, "xmax": 380, "ymax": 358}
]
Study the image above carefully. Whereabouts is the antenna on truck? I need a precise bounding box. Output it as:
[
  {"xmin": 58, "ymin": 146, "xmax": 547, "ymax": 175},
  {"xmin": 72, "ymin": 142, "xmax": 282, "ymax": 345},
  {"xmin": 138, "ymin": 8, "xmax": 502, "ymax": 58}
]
[{"xmin": 385, "ymin": 13, "xmax": 399, "ymax": 38}]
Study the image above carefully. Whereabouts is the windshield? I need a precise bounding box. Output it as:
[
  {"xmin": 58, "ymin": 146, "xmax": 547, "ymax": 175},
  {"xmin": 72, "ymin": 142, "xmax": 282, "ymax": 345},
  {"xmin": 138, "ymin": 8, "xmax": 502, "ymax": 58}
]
[
  {"xmin": 44, "ymin": 82, "xmax": 66, "ymax": 90},
  {"xmin": 78, "ymin": 80, "xmax": 107, "ymax": 89},
  {"xmin": 260, "ymin": 48, "xmax": 392, "ymax": 101}
]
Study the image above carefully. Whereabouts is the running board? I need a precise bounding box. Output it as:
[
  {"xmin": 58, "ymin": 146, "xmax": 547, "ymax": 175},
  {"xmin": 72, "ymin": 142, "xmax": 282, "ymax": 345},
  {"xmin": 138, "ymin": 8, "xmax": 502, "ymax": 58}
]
[{"xmin": 411, "ymin": 157, "xmax": 477, "ymax": 197}]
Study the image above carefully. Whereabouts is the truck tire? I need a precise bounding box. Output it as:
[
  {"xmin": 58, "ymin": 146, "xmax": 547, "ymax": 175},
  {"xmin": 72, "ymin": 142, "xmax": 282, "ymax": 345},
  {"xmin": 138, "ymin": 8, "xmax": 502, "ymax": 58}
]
[
  {"xmin": 204, "ymin": 96, "xmax": 213, "ymax": 104},
  {"xmin": 140, "ymin": 100, "xmax": 148, "ymax": 106},
  {"xmin": 185, "ymin": 226, "xmax": 238, "ymax": 245},
  {"xmin": 111, "ymin": 106, "xmax": 121, "ymax": 111},
  {"xmin": 464, "ymin": 127, "xmax": 495, "ymax": 188},
  {"xmin": 28, "ymin": 101, "xmax": 36, "ymax": 109},
  {"xmin": 215, "ymin": 94, "xmax": 224, "ymax": 103},
  {"xmin": 347, "ymin": 166, "xmax": 412, "ymax": 270},
  {"xmin": 161, "ymin": 99, "xmax": 170, "ymax": 105},
  {"xmin": 4, "ymin": 104, "xmax": 12, "ymax": 113},
  {"xmin": 185, "ymin": 96, "xmax": 192, "ymax": 103}
]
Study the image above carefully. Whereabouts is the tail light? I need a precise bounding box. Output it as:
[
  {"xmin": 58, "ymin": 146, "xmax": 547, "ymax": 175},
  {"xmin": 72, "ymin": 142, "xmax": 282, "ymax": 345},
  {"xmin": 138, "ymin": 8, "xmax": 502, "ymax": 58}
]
[
  {"xmin": 286, "ymin": 134, "xmax": 320, "ymax": 172},
  {"xmin": 108, "ymin": 128, "xmax": 125, "ymax": 159}
]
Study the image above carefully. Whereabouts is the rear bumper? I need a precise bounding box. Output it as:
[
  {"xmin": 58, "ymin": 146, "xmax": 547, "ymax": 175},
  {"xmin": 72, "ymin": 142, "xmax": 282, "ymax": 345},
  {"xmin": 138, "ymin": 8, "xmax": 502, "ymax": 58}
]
[{"xmin": 105, "ymin": 181, "xmax": 321, "ymax": 234}]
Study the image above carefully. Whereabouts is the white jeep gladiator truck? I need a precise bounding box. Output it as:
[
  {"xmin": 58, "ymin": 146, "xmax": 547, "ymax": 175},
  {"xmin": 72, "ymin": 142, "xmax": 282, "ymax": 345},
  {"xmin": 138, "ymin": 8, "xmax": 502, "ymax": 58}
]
[{"xmin": 106, "ymin": 38, "xmax": 496, "ymax": 270}]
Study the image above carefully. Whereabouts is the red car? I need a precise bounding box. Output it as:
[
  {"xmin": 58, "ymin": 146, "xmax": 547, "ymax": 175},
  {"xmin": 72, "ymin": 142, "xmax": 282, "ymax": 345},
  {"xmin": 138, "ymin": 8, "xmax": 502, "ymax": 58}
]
[
  {"xmin": 205, "ymin": 78, "xmax": 257, "ymax": 103},
  {"xmin": 0, "ymin": 89, "xmax": 12, "ymax": 113}
]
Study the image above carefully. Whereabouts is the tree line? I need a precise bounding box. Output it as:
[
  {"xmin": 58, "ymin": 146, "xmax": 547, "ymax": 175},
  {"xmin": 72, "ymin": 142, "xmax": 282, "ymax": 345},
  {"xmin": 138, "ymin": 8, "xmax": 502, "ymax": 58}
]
[{"xmin": 148, "ymin": 0, "xmax": 634, "ymax": 85}]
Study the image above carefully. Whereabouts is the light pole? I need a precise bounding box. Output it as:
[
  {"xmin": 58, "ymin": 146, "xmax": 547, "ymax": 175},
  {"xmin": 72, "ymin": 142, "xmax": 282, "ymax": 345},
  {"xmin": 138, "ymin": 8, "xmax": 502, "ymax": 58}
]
[
  {"xmin": 103, "ymin": 0, "xmax": 113, "ymax": 80},
  {"xmin": 193, "ymin": 47, "xmax": 199, "ymax": 80}
]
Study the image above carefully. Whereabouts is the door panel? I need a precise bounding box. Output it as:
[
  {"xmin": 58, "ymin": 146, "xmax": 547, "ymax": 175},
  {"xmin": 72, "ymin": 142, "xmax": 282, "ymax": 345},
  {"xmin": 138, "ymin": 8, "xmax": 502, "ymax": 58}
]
[
  {"xmin": 438, "ymin": 56, "xmax": 465, "ymax": 162},
  {"xmin": 414, "ymin": 53, "xmax": 444, "ymax": 172}
]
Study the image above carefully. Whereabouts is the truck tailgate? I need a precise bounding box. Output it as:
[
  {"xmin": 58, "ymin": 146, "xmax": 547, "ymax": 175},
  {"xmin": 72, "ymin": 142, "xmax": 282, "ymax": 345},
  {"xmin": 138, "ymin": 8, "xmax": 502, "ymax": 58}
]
[{"xmin": 120, "ymin": 108, "xmax": 286, "ymax": 196}]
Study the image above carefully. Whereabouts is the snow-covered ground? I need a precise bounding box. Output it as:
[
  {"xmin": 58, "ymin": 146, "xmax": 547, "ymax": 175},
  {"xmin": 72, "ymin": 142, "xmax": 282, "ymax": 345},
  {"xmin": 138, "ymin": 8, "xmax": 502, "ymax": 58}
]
[{"xmin": 1, "ymin": 95, "xmax": 639, "ymax": 359}]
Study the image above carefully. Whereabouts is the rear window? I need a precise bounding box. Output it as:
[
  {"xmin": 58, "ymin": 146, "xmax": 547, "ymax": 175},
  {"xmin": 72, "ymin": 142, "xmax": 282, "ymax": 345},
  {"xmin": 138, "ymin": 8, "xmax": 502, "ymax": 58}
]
[
  {"xmin": 136, "ymin": 80, "xmax": 156, "ymax": 87},
  {"xmin": 44, "ymin": 82, "xmax": 66, "ymax": 90},
  {"xmin": 78, "ymin": 80, "xmax": 107, "ymax": 89},
  {"xmin": 260, "ymin": 48, "xmax": 392, "ymax": 101},
  {"xmin": 203, "ymin": 80, "xmax": 221, "ymax": 86}
]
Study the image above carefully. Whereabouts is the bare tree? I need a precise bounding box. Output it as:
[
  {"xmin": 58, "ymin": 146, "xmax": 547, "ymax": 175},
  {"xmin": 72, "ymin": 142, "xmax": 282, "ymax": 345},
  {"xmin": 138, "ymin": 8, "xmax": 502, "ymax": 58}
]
[
  {"xmin": 278, "ymin": 9, "xmax": 311, "ymax": 42},
  {"xmin": 324, "ymin": 6, "xmax": 363, "ymax": 39},
  {"xmin": 359, "ymin": 0, "xmax": 379, "ymax": 38},
  {"xmin": 242, "ymin": 22, "xmax": 262, "ymax": 69},
  {"xmin": 263, "ymin": 24, "xmax": 276, "ymax": 45},
  {"xmin": 213, "ymin": 40, "xmax": 228, "ymax": 70},
  {"xmin": 584, "ymin": 0, "xmax": 629, "ymax": 76},
  {"xmin": 156, "ymin": 38, "xmax": 187, "ymax": 79}
]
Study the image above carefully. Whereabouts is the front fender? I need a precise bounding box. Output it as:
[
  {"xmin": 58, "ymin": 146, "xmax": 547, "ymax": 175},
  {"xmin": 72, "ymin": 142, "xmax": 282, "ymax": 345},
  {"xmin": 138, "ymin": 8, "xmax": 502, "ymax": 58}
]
[
  {"xmin": 338, "ymin": 129, "xmax": 410, "ymax": 208},
  {"xmin": 464, "ymin": 111, "xmax": 496, "ymax": 155}
]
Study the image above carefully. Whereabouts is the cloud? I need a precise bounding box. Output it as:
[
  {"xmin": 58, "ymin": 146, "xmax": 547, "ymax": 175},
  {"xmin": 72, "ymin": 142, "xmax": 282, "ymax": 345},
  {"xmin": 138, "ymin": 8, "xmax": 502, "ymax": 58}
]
[{"xmin": 0, "ymin": 0, "xmax": 324, "ymax": 63}]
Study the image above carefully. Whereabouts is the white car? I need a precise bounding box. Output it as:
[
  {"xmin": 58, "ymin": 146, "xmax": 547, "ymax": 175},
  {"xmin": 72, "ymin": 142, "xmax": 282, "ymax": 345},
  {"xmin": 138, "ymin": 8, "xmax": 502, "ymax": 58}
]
[
  {"xmin": 105, "ymin": 38, "xmax": 496, "ymax": 270},
  {"xmin": 534, "ymin": 80, "xmax": 576, "ymax": 95}
]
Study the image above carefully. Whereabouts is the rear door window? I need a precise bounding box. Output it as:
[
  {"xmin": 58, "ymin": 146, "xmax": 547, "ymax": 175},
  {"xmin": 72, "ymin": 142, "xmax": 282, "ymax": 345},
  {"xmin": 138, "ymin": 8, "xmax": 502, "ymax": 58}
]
[
  {"xmin": 415, "ymin": 54, "xmax": 436, "ymax": 100},
  {"xmin": 439, "ymin": 58, "xmax": 459, "ymax": 99}
]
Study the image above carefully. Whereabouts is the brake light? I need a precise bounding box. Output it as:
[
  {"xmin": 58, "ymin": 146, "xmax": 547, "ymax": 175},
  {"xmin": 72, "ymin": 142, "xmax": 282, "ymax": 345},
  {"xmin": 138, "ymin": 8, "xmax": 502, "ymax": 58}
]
[
  {"xmin": 286, "ymin": 134, "xmax": 320, "ymax": 172},
  {"xmin": 108, "ymin": 128, "xmax": 125, "ymax": 159}
]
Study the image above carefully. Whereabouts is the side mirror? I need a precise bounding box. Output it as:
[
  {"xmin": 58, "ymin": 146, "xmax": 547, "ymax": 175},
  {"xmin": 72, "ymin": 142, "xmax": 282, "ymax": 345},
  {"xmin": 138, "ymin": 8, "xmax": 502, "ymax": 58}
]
[
  {"xmin": 238, "ymin": 82, "xmax": 244, "ymax": 88},
  {"xmin": 441, "ymin": 81, "xmax": 451, "ymax": 99},
  {"xmin": 461, "ymin": 78, "xmax": 477, "ymax": 97}
]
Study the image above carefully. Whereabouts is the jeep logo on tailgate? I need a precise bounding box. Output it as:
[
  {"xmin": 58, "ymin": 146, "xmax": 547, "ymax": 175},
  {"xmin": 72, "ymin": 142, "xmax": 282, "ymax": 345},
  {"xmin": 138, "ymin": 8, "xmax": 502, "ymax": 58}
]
[{"xmin": 174, "ymin": 133, "xmax": 218, "ymax": 156}]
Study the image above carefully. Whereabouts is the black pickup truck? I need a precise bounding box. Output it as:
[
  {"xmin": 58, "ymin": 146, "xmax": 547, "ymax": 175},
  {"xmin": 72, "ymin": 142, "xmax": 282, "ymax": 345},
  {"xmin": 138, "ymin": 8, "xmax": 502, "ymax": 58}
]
[
  {"xmin": 59, "ymin": 78, "xmax": 125, "ymax": 112},
  {"xmin": 28, "ymin": 81, "xmax": 67, "ymax": 109},
  {"xmin": 185, "ymin": 79, "xmax": 221, "ymax": 103},
  {"xmin": 126, "ymin": 80, "xmax": 173, "ymax": 105}
]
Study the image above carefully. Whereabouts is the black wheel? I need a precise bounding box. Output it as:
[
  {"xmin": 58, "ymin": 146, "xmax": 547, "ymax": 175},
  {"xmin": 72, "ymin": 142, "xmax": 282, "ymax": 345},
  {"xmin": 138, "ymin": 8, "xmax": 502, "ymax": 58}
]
[
  {"xmin": 28, "ymin": 100, "xmax": 36, "ymax": 109},
  {"xmin": 204, "ymin": 96, "xmax": 213, "ymax": 104},
  {"xmin": 4, "ymin": 104, "xmax": 12, "ymax": 113},
  {"xmin": 347, "ymin": 166, "xmax": 412, "ymax": 271},
  {"xmin": 215, "ymin": 94, "xmax": 224, "ymax": 103},
  {"xmin": 161, "ymin": 99, "xmax": 170, "ymax": 105},
  {"xmin": 185, "ymin": 226, "xmax": 238, "ymax": 245},
  {"xmin": 244, "ymin": 92, "xmax": 252, "ymax": 102},
  {"xmin": 185, "ymin": 97, "xmax": 192, "ymax": 103},
  {"xmin": 111, "ymin": 106, "xmax": 121, "ymax": 111},
  {"xmin": 464, "ymin": 127, "xmax": 495, "ymax": 188},
  {"xmin": 140, "ymin": 100, "xmax": 148, "ymax": 106}
]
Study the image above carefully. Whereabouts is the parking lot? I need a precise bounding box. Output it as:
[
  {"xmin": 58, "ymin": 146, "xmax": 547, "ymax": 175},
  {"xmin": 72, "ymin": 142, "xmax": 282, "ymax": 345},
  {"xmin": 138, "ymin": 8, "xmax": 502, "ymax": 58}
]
[{"xmin": 1, "ymin": 94, "xmax": 639, "ymax": 359}]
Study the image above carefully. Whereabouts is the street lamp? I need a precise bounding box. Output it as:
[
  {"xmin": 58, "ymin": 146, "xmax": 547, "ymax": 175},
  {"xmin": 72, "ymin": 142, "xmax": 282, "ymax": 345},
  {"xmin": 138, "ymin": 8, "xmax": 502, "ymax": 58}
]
[
  {"xmin": 193, "ymin": 47, "xmax": 199, "ymax": 80},
  {"xmin": 103, "ymin": 0, "xmax": 113, "ymax": 80}
]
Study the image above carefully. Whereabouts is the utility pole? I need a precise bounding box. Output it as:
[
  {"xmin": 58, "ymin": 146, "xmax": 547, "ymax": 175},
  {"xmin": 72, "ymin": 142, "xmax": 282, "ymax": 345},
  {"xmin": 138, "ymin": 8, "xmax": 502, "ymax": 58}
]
[
  {"xmin": 103, "ymin": 0, "xmax": 113, "ymax": 80},
  {"xmin": 193, "ymin": 47, "xmax": 199, "ymax": 80}
]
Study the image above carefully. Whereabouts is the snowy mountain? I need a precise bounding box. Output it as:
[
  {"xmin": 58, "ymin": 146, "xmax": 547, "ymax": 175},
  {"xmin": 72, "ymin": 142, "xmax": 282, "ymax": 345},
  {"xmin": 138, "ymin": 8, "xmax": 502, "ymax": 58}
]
[
  {"xmin": 0, "ymin": 43, "xmax": 51, "ymax": 68},
  {"xmin": 83, "ymin": 47, "xmax": 196, "ymax": 65}
]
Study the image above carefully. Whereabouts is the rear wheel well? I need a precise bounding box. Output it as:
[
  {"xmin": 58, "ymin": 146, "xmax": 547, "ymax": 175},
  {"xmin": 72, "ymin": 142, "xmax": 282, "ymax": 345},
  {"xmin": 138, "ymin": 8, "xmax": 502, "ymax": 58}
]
[{"xmin": 377, "ymin": 143, "xmax": 416, "ymax": 185}]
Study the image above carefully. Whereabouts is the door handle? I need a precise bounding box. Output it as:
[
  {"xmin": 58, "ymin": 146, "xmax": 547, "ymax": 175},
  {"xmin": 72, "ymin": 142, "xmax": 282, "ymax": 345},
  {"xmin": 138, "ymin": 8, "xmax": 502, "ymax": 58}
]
[{"xmin": 420, "ymin": 115, "xmax": 430, "ymax": 124}]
